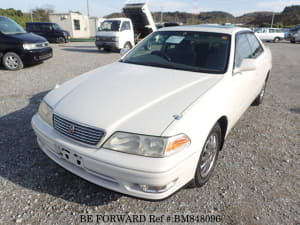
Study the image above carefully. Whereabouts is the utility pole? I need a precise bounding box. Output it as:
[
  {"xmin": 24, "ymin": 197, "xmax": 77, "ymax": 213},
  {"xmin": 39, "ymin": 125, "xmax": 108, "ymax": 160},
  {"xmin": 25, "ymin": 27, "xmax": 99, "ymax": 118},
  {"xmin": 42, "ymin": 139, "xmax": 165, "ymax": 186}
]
[
  {"xmin": 271, "ymin": 12, "xmax": 275, "ymax": 28},
  {"xmin": 30, "ymin": 10, "xmax": 33, "ymax": 22},
  {"xmin": 87, "ymin": 0, "xmax": 90, "ymax": 16},
  {"xmin": 160, "ymin": 7, "xmax": 163, "ymax": 24}
]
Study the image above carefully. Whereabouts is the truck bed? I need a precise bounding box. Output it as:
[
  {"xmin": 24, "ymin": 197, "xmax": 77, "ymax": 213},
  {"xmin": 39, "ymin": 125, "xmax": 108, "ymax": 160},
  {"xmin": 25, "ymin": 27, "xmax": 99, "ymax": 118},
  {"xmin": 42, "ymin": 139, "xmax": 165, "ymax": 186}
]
[{"xmin": 123, "ymin": 1, "xmax": 156, "ymax": 40}]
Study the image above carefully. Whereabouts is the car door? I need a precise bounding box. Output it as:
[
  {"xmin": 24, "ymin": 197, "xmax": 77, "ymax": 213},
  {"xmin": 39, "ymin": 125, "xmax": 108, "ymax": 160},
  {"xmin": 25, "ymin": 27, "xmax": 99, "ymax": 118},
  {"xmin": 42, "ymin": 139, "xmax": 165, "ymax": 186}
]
[
  {"xmin": 32, "ymin": 24, "xmax": 44, "ymax": 37},
  {"xmin": 0, "ymin": 32, "xmax": 6, "ymax": 54},
  {"xmin": 227, "ymin": 32, "xmax": 262, "ymax": 124},
  {"xmin": 41, "ymin": 24, "xmax": 52, "ymax": 41},
  {"xmin": 120, "ymin": 21, "xmax": 134, "ymax": 48},
  {"xmin": 246, "ymin": 32, "xmax": 268, "ymax": 92},
  {"xmin": 258, "ymin": 28, "xmax": 268, "ymax": 41}
]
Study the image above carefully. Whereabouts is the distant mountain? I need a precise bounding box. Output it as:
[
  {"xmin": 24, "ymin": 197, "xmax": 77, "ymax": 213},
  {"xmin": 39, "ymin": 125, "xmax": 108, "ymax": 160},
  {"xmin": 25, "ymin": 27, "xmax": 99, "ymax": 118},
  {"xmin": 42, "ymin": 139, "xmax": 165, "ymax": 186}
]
[
  {"xmin": 105, "ymin": 5, "xmax": 300, "ymax": 27},
  {"xmin": 236, "ymin": 12, "xmax": 275, "ymax": 24}
]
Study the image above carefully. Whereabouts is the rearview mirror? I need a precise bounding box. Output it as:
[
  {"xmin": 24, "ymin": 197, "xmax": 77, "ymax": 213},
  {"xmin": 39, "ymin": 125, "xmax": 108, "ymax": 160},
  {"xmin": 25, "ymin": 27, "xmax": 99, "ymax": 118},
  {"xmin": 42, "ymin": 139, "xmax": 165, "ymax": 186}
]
[
  {"xmin": 120, "ymin": 48, "xmax": 130, "ymax": 56},
  {"xmin": 234, "ymin": 59, "xmax": 256, "ymax": 74}
]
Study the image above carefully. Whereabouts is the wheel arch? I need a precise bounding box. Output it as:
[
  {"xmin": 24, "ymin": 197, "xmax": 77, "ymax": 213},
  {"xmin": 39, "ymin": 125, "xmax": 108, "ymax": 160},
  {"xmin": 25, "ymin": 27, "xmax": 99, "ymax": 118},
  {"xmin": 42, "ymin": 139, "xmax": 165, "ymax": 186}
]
[
  {"xmin": 217, "ymin": 116, "xmax": 228, "ymax": 150},
  {"xmin": 266, "ymin": 71, "xmax": 270, "ymax": 82}
]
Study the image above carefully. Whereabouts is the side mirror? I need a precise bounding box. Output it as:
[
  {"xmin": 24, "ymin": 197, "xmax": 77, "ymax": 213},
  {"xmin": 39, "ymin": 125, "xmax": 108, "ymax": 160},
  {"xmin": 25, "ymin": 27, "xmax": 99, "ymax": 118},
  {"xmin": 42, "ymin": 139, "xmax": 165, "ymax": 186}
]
[
  {"xmin": 120, "ymin": 48, "xmax": 130, "ymax": 56},
  {"xmin": 234, "ymin": 58, "xmax": 256, "ymax": 74}
]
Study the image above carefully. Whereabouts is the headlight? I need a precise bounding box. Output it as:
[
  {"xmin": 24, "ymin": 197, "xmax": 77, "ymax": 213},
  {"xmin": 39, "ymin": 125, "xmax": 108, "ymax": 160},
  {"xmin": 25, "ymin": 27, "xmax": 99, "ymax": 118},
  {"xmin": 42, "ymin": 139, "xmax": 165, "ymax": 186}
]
[
  {"xmin": 103, "ymin": 132, "xmax": 190, "ymax": 157},
  {"xmin": 38, "ymin": 100, "xmax": 53, "ymax": 126},
  {"xmin": 23, "ymin": 42, "xmax": 49, "ymax": 50}
]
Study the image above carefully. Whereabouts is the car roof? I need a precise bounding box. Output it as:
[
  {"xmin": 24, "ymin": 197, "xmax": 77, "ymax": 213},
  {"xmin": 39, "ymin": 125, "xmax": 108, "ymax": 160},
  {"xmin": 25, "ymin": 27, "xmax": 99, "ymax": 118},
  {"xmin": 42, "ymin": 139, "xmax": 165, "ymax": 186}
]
[
  {"xmin": 159, "ymin": 24, "xmax": 251, "ymax": 35},
  {"xmin": 26, "ymin": 22, "xmax": 55, "ymax": 24}
]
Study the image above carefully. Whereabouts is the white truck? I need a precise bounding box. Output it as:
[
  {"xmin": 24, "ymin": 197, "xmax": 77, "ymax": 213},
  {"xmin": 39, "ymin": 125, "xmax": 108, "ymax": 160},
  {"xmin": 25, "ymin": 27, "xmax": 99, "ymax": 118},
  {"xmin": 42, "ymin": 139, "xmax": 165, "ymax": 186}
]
[{"xmin": 95, "ymin": 0, "xmax": 156, "ymax": 51}]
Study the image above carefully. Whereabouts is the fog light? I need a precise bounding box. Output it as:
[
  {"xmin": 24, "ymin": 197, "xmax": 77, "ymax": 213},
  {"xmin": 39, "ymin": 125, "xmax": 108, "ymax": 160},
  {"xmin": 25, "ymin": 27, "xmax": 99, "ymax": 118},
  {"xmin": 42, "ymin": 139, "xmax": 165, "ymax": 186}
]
[{"xmin": 139, "ymin": 180, "xmax": 177, "ymax": 193}]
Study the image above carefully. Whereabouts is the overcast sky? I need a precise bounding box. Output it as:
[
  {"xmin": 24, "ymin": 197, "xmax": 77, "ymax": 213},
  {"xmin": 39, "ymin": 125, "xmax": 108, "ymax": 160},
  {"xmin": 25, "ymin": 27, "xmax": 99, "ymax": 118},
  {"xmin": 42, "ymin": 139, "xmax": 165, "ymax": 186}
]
[{"xmin": 2, "ymin": 0, "xmax": 300, "ymax": 17}]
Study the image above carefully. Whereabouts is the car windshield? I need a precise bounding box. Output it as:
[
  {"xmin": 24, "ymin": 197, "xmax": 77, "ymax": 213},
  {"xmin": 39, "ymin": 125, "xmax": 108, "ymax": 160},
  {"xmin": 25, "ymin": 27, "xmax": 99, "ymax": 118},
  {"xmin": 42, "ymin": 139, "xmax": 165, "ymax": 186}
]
[
  {"xmin": 52, "ymin": 23, "xmax": 62, "ymax": 30},
  {"xmin": 99, "ymin": 20, "xmax": 121, "ymax": 31},
  {"xmin": 0, "ymin": 17, "xmax": 26, "ymax": 35},
  {"xmin": 122, "ymin": 31, "xmax": 231, "ymax": 74}
]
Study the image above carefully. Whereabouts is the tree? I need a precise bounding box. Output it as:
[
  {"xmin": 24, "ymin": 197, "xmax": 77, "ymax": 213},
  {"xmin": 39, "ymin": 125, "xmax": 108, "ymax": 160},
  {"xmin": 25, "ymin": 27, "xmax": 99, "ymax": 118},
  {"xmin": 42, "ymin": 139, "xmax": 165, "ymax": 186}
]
[{"xmin": 31, "ymin": 5, "xmax": 54, "ymax": 21}]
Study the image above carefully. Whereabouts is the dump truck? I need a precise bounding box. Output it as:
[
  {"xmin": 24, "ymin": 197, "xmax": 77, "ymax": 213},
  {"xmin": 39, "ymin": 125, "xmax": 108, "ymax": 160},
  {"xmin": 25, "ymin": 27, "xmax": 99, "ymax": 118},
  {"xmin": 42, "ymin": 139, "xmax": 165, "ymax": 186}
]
[{"xmin": 95, "ymin": 0, "xmax": 156, "ymax": 51}]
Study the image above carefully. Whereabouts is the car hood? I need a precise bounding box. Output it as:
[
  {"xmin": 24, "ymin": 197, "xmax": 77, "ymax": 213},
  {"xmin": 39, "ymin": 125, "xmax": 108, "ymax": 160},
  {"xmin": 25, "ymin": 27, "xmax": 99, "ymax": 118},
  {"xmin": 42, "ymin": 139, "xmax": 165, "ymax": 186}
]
[
  {"xmin": 10, "ymin": 32, "xmax": 47, "ymax": 43},
  {"xmin": 46, "ymin": 62, "xmax": 223, "ymax": 136}
]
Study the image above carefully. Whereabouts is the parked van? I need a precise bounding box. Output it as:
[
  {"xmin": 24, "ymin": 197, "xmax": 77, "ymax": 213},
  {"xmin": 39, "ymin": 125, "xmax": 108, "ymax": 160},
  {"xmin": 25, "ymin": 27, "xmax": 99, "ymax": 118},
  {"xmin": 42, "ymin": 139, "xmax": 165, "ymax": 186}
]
[
  {"xmin": 95, "ymin": 1, "xmax": 156, "ymax": 51},
  {"xmin": 254, "ymin": 27, "xmax": 285, "ymax": 42},
  {"xmin": 0, "ymin": 16, "xmax": 52, "ymax": 70},
  {"xmin": 26, "ymin": 22, "xmax": 71, "ymax": 43},
  {"xmin": 289, "ymin": 25, "xmax": 300, "ymax": 43}
]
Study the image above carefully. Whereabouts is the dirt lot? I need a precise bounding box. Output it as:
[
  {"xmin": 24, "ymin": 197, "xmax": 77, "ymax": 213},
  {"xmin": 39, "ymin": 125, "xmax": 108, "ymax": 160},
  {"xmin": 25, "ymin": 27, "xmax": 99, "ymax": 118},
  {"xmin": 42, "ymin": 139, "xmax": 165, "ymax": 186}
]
[{"xmin": 0, "ymin": 42, "xmax": 299, "ymax": 225}]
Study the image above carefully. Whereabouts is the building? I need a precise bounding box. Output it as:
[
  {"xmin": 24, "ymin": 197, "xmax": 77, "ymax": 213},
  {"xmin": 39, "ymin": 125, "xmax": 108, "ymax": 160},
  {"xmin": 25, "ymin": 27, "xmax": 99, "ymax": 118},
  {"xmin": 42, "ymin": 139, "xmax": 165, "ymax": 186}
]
[
  {"xmin": 49, "ymin": 12, "xmax": 103, "ymax": 38},
  {"xmin": 89, "ymin": 17, "xmax": 105, "ymax": 38}
]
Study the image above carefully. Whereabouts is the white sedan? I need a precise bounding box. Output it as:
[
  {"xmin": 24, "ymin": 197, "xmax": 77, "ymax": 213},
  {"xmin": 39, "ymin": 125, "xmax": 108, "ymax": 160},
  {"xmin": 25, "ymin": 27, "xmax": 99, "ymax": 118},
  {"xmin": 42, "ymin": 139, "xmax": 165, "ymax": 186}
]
[{"xmin": 32, "ymin": 25, "xmax": 272, "ymax": 200}]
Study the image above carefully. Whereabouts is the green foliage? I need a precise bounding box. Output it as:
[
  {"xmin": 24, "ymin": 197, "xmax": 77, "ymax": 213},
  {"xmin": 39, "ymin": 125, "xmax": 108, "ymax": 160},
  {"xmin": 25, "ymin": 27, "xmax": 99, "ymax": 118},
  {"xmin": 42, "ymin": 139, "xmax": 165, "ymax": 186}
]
[
  {"xmin": 260, "ymin": 22, "xmax": 271, "ymax": 27},
  {"xmin": 0, "ymin": 8, "xmax": 32, "ymax": 28},
  {"xmin": 32, "ymin": 7, "xmax": 54, "ymax": 22},
  {"xmin": 0, "ymin": 7, "xmax": 54, "ymax": 28}
]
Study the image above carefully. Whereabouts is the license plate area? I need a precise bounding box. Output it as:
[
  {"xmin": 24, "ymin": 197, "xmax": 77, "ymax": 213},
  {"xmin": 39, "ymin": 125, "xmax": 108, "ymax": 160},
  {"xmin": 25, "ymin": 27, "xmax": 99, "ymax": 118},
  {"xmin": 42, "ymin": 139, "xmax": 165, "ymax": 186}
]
[{"xmin": 61, "ymin": 148, "xmax": 83, "ymax": 167}]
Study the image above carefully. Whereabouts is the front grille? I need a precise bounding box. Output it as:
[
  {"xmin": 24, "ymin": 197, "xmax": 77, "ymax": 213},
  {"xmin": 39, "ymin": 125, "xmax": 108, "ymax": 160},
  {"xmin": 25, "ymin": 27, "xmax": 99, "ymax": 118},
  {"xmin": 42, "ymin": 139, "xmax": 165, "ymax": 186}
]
[
  {"xmin": 38, "ymin": 53, "xmax": 52, "ymax": 60},
  {"xmin": 53, "ymin": 114, "xmax": 105, "ymax": 146},
  {"xmin": 96, "ymin": 36, "xmax": 114, "ymax": 41}
]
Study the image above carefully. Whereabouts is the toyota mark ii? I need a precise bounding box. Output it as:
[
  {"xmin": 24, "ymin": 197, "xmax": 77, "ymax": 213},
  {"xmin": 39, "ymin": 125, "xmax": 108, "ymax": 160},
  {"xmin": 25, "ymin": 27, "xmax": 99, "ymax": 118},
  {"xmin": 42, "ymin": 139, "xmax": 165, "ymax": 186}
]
[{"xmin": 32, "ymin": 25, "xmax": 272, "ymax": 200}]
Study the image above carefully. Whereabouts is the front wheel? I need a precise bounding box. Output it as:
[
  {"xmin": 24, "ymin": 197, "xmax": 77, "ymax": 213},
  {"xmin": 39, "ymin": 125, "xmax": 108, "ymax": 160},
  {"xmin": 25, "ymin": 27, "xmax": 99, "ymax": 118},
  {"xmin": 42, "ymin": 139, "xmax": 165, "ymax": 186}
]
[
  {"xmin": 2, "ymin": 52, "xmax": 24, "ymax": 71},
  {"xmin": 273, "ymin": 37, "xmax": 280, "ymax": 43},
  {"xmin": 192, "ymin": 123, "xmax": 221, "ymax": 187},
  {"xmin": 56, "ymin": 37, "xmax": 66, "ymax": 43},
  {"xmin": 123, "ymin": 42, "xmax": 132, "ymax": 50}
]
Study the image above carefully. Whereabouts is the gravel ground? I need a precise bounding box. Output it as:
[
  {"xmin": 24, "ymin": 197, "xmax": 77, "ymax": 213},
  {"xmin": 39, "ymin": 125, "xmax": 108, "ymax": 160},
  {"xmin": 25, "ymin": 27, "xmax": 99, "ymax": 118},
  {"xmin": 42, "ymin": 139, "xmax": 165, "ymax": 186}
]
[{"xmin": 0, "ymin": 42, "xmax": 299, "ymax": 225}]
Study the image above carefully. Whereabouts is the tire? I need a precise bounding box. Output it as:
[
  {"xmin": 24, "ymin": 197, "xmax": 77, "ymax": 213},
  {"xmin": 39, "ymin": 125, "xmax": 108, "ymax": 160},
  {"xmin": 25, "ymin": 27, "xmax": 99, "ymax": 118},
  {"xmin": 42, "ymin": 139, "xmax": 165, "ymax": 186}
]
[
  {"xmin": 123, "ymin": 42, "xmax": 132, "ymax": 50},
  {"xmin": 273, "ymin": 37, "xmax": 280, "ymax": 43},
  {"xmin": 252, "ymin": 80, "xmax": 267, "ymax": 106},
  {"xmin": 96, "ymin": 46, "xmax": 102, "ymax": 52},
  {"xmin": 2, "ymin": 52, "xmax": 24, "ymax": 71},
  {"xmin": 192, "ymin": 123, "xmax": 222, "ymax": 187},
  {"xmin": 290, "ymin": 40, "xmax": 296, "ymax": 43},
  {"xmin": 56, "ymin": 37, "xmax": 66, "ymax": 43}
]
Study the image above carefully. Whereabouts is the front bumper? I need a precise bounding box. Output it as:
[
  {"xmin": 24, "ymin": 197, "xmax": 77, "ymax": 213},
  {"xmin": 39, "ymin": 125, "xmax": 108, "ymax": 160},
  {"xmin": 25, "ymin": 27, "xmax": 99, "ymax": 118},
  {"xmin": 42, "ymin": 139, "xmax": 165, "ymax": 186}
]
[
  {"xmin": 95, "ymin": 40, "xmax": 119, "ymax": 50},
  {"xmin": 20, "ymin": 47, "xmax": 53, "ymax": 64},
  {"xmin": 31, "ymin": 114, "xmax": 196, "ymax": 200}
]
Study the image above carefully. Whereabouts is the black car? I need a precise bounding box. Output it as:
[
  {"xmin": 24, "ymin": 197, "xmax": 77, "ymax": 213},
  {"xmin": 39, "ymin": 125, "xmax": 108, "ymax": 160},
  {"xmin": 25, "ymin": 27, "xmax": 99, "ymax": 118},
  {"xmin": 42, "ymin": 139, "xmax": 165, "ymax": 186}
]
[
  {"xmin": 0, "ymin": 16, "xmax": 52, "ymax": 70},
  {"xmin": 26, "ymin": 22, "xmax": 71, "ymax": 43}
]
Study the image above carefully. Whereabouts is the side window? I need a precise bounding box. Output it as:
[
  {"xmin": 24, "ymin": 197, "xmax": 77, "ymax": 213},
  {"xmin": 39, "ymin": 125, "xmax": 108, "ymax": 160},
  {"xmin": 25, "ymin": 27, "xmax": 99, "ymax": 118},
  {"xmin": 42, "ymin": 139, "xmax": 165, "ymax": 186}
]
[
  {"xmin": 246, "ymin": 33, "xmax": 264, "ymax": 58},
  {"xmin": 35, "ymin": 24, "xmax": 41, "ymax": 31},
  {"xmin": 30, "ymin": 24, "xmax": 39, "ymax": 31},
  {"xmin": 235, "ymin": 33, "xmax": 253, "ymax": 67},
  {"xmin": 42, "ymin": 24, "xmax": 51, "ymax": 31},
  {"xmin": 121, "ymin": 21, "xmax": 131, "ymax": 31},
  {"xmin": 73, "ymin": 20, "xmax": 80, "ymax": 30}
]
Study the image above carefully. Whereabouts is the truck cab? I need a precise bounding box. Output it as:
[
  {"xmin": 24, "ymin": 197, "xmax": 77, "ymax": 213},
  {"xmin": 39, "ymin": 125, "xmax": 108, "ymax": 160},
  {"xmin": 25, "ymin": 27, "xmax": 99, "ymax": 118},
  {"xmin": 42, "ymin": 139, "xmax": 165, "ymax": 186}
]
[
  {"xmin": 95, "ymin": 0, "xmax": 156, "ymax": 52},
  {"xmin": 95, "ymin": 18, "xmax": 134, "ymax": 51}
]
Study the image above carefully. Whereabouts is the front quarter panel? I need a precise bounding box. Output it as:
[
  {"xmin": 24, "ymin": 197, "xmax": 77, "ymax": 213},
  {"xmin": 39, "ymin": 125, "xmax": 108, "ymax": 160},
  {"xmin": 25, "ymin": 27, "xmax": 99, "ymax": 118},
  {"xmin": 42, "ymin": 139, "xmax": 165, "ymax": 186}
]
[{"xmin": 161, "ymin": 76, "xmax": 230, "ymax": 164}]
